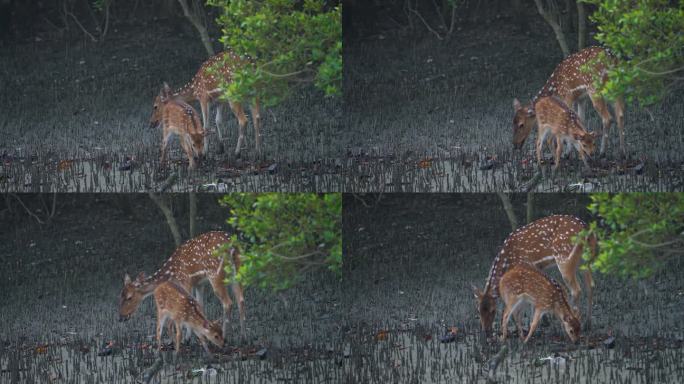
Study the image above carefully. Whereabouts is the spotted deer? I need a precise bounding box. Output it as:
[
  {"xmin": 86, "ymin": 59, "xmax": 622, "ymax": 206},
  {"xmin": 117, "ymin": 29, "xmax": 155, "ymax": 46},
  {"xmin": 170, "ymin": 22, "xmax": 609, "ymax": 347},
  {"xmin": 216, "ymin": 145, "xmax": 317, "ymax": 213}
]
[
  {"xmin": 118, "ymin": 231, "xmax": 246, "ymax": 337},
  {"xmin": 154, "ymin": 280, "xmax": 224, "ymax": 355},
  {"xmin": 150, "ymin": 83, "xmax": 206, "ymax": 169},
  {"xmin": 473, "ymin": 215, "xmax": 597, "ymax": 334},
  {"xmin": 512, "ymin": 46, "xmax": 626, "ymax": 156},
  {"xmin": 170, "ymin": 50, "xmax": 262, "ymax": 156},
  {"xmin": 499, "ymin": 263, "xmax": 581, "ymax": 343},
  {"xmin": 526, "ymin": 95, "xmax": 597, "ymax": 173}
]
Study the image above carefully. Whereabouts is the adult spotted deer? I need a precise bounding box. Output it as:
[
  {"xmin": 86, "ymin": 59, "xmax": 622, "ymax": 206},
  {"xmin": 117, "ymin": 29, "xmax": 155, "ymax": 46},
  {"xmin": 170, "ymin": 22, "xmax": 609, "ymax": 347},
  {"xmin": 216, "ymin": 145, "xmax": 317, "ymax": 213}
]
[
  {"xmin": 118, "ymin": 231, "xmax": 246, "ymax": 337},
  {"xmin": 169, "ymin": 50, "xmax": 262, "ymax": 157},
  {"xmin": 499, "ymin": 263, "xmax": 580, "ymax": 343},
  {"xmin": 154, "ymin": 280, "xmax": 224, "ymax": 356},
  {"xmin": 523, "ymin": 95, "xmax": 597, "ymax": 173},
  {"xmin": 473, "ymin": 215, "xmax": 597, "ymax": 334},
  {"xmin": 512, "ymin": 46, "xmax": 626, "ymax": 156},
  {"xmin": 150, "ymin": 83, "xmax": 206, "ymax": 169}
]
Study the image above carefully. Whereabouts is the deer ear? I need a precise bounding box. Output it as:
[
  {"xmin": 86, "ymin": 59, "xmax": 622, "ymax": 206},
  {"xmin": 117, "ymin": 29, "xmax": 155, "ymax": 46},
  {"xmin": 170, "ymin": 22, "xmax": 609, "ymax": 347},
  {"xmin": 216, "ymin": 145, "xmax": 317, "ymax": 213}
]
[
  {"xmin": 160, "ymin": 83, "xmax": 171, "ymax": 101},
  {"xmin": 136, "ymin": 271, "xmax": 146, "ymax": 281},
  {"xmin": 513, "ymin": 98, "xmax": 522, "ymax": 111},
  {"xmin": 471, "ymin": 284, "xmax": 483, "ymax": 300},
  {"xmin": 124, "ymin": 274, "xmax": 131, "ymax": 284}
]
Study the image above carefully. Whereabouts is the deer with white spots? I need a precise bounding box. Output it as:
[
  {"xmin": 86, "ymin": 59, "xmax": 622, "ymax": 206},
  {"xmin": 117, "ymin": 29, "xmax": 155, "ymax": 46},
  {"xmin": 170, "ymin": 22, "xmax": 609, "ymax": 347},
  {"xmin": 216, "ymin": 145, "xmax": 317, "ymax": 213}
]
[
  {"xmin": 150, "ymin": 82, "xmax": 206, "ymax": 169},
  {"xmin": 118, "ymin": 231, "xmax": 246, "ymax": 337},
  {"xmin": 167, "ymin": 50, "xmax": 262, "ymax": 157},
  {"xmin": 153, "ymin": 280, "xmax": 224, "ymax": 356},
  {"xmin": 512, "ymin": 46, "xmax": 626, "ymax": 157},
  {"xmin": 499, "ymin": 263, "xmax": 581, "ymax": 343},
  {"xmin": 524, "ymin": 95, "xmax": 598, "ymax": 173},
  {"xmin": 473, "ymin": 215, "xmax": 597, "ymax": 335}
]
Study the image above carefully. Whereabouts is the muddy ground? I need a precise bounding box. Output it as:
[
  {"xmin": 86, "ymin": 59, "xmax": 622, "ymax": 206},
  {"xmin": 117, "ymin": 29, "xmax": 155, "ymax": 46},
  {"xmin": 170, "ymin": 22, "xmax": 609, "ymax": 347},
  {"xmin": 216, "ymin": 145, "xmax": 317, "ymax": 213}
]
[
  {"xmin": 0, "ymin": 18, "xmax": 343, "ymax": 192},
  {"xmin": 343, "ymin": 9, "xmax": 684, "ymax": 192},
  {"xmin": 341, "ymin": 194, "xmax": 684, "ymax": 383},
  {"xmin": 0, "ymin": 194, "xmax": 345, "ymax": 383}
]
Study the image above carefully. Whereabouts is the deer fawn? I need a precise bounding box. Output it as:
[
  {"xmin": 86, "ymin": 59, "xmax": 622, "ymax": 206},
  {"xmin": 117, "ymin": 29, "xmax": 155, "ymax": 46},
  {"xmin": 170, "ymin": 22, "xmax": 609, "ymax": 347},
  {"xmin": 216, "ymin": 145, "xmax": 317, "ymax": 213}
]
[
  {"xmin": 118, "ymin": 231, "xmax": 246, "ymax": 337},
  {"xmin": 512, "ymin": 46, "xmax": 626, "ymax": 156},
  {"xmin": 154, "ymin": 280, "xmax": 224, "ymax": 356},
  {"xmin": 170, "ymin": 50, "xmax": 262, "ymax": 157},
  {"xmin": 150, "ymin": 83, "xmax": 206, "ymax": 169},
  {"xmin": 499, "ymin": 263, "xmax": 581, "ymax": 343},
  {"xmin": 473, "ymin": 215, "xmax": 597, "ymax": 334},
  {"xmin": 524, "ymin": 96, "xmax": 598, "ymax": 173}
]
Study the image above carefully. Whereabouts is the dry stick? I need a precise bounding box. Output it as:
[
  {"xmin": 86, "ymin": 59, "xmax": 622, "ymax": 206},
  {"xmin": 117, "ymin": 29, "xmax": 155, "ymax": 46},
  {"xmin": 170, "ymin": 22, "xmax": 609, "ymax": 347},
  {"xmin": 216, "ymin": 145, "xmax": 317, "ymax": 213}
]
[
  {"xmin": 407, "ymin": 1, "xmax": 445, "ymax": 41},
  {"xmin": 177, "ymin": 0, "xmax": 214, "ymax": 56},
  {"xmin": 533, "ymin": 0, "xmax": 570, "ymax": 57},
  {"xmin": 148, "ymin": 173, "xmax": 182, "ymax": 247},
  {"xmin": 497, "ymin": 192, "xmax": 518, "ymax": 231},
  {"xmin": 577, "ymin": 1, "xmax": 586, "ymax": 50},
  {"xmin": 66, "ymin": 11, "xmax": 97, "ymax": 42}
]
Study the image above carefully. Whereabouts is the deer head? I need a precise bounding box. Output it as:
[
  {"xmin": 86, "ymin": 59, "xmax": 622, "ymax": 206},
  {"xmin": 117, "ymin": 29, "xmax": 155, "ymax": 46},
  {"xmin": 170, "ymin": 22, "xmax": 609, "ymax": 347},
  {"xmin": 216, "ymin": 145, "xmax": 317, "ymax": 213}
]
[
  {"xmin": 472, "ymin": 285, "xmax": 496, "ymax": 334},
  {"xmin": 574, "ymin": 131, "xmax": 597, "ymax": 158},
  {"xmin": 512, "ymin": 98, "xmax": 536, "ymax": 149},
  {"xmin": 203, "ymin": 319, "xmax": 225, "ymax": 348},
  {"xmin": 561, "ymin": 312, "xmax": 581, "ymax": 343},
  {"xmin": 118, "ymin": 272, "xmax": 147, "ymax": 322},
  {"xmin": 149, "ymin": 83, "xmax": 173, "ymax": 129}
]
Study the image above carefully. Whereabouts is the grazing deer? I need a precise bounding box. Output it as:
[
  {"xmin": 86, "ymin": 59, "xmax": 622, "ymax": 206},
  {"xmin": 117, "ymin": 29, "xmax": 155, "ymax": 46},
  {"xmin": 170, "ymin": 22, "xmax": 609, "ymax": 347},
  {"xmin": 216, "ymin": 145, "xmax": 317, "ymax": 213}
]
[
  {"xmin": 118, "ymin": 231, "xmax": 246, "ymax": 337},
  {"xmin": 154, "ymin": 280, "xmax": 224, "ymax": 356},
  {"xmin": 473, "ymin": 215, "xmax": 597, "ymax": 334},
  {"xmin": 170, "ymin": 50, "xmax": 262, "ymax": 157},
  {"xmin": 150, "ymin": 83, "xmax": 206, "ymax": 169},
  {"xmin": 525, "ymin": 96, "xmax": 597, "ymax": 173},
  {"xmin": 512, "ymin": 46, "xmax": 626, "ymax": 156},
  {"xmin": 499, "ymin": 263, "xmax": 581, "ymax": 343}
]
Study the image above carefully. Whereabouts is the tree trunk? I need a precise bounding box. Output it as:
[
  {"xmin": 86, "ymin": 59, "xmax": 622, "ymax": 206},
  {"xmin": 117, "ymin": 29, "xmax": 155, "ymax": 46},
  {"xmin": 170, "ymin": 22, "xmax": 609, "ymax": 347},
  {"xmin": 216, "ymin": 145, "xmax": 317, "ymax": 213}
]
[
  {"xmin": 497, "ymin": 192, "xmax": 518, "ymax": 231},
  {"xmin": 177, "ymin": 0, "xmax": 215, "ymax": 57},
  {"xmin": 533, "ymin": 0, "xmax": 570, "ymax": 57},
  {"xmin": 577, "ymin": 0, "xmax": 586, "ymax": 50},
  {"xmin": 526, "ymin": 192, "xmax": 535, "ymax": 224},
  {"xmin": 189, "ymin": 191, "xmax": 197, "ymax": 238},
  {"xmin": 149, "ymin": 193, "xmax": 182, "ymax": 247}
]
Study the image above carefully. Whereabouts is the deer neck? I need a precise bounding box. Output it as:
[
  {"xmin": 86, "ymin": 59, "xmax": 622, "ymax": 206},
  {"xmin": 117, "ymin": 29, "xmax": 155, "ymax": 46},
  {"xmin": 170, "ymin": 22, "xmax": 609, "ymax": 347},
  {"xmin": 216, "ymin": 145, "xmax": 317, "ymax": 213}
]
[
  {"xmin": 172, "ymin": 82, "xmax": 196, "ymax": 102},
  {"xmin": 137, "ymin": 274, "xmax": 168, "ymax": 298}
]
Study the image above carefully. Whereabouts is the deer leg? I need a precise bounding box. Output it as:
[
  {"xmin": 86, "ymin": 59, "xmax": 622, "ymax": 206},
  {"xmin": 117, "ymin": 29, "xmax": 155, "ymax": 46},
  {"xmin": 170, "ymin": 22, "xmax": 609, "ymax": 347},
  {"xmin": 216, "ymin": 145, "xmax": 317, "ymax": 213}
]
[
  {"xmin": 582, "ymin": 267, "xmax": 594, "ymax": 330},
  {"xmin": 524, "ymin": 309, "xmax": 543, "ymax": 343},
  {"xmin": 251, "ymin": 99, "xmax": 262, "ymax": 158},
  {"xmin": 179, "ymin": 134, "xmax": 196, "ymax": 169},
  {"xmin": 536, "ymin": 130, "xmax": 545, "ymax": 177},
  {"xmin": 229, "ymin": 102, "xmax": 248, "ymax": 157},
  {"xmin": 199, "ymin": 96, "xmax": 211, "ymax": 136},
  {"xmin": 500, "ymin": 304, "xmax": 513, "ymax": 342},
  {"xmin": 590, "ymin": 96, "xmax": 613, "ymax": 157},
  {"xmin": 209, "ymin": 274, "xmax": 235, "ymax": 338},
  {"xmin": 553, "ymin": 135, "xmax": 563, "ymax": 175},
  {"xmin": 559, "ymin": 268, "xmax": 582, "ymax": 311},
  {"xmin": 156, "ymin": 314, "xmax": 168, "ymax": 352},
  {"xmin": 174, "ymin": 321, "xmax": 182, "ymax": 359},
  {"xmin": 160, "ymin": 132, "xmax": 172, "ymax": 167},
  {"xmin": 231, "ymin": 281, "xmax": 246, "ymax": 336},
  {"xmin": 215, "ymin": 103, "xmax": 224, "ymax": 141},
  {"xmin": 614, "ymin": 97, "xmax": 626, "ymax": 158},
  {"xmin": 512, "ymin": 306, "xmax": 525, "ymax": 340}
]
